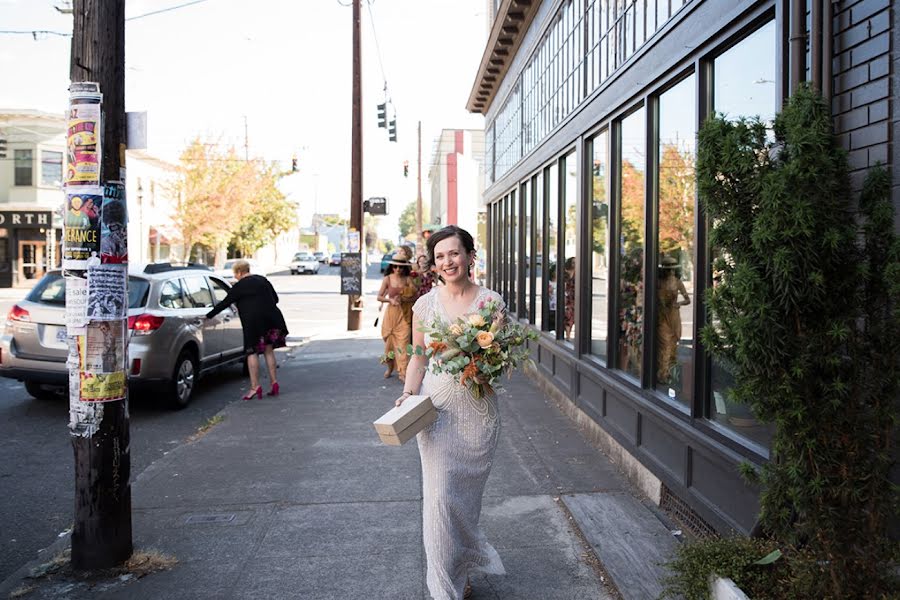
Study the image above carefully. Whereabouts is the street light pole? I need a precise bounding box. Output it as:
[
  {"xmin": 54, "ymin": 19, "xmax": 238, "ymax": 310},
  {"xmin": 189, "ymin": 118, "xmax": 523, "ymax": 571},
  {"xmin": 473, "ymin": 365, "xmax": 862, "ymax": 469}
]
[{"xmin": 347, "ymin": 0, "xmax": 363, "ymax": 330}]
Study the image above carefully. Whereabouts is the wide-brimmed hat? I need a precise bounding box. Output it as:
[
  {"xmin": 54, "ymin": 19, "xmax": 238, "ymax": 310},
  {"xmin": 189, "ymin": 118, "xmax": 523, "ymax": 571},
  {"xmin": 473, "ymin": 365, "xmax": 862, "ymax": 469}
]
[
  {"xmin": 659, "ymin": 256, "xmax": 679, "ymax": 268},
  {"xmin": 386, "ymin": 256, "xmax": 412, "ymax": 267}
]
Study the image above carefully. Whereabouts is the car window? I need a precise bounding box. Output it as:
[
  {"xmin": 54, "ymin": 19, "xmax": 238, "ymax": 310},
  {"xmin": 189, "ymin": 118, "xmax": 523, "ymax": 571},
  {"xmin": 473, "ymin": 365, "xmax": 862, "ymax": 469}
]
[
  {"xmin": 158, "ymin": 279, "xmax": 185, "ymax": 309},
  {"xmin": 223, "ymin": 261, "xmax": 235, "ymax": 270},
  {"xmin": 28, "ymin": 273, "xmax": 66, "ymax": 305},
  {"xmin": 128, "ymin": 278, "xmax": 151, "ymax": 308},
  {"xmin": 182, "ymin": 276, "xmax": 214, "ymax": 308},
  {"xmin": 26, "ymin": 272, "xmax": 149, "ymax": 308},
  {"xmin": 208, "ymin": 277, "xmax": 230, "ymax": 303}
]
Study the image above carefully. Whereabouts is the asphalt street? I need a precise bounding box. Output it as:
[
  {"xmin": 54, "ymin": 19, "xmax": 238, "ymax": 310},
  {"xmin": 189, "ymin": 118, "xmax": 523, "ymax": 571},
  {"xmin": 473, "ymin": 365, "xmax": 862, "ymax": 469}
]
[{"xmin": 0, "ymin": 260, "xmax": 385, "ymax": 582}]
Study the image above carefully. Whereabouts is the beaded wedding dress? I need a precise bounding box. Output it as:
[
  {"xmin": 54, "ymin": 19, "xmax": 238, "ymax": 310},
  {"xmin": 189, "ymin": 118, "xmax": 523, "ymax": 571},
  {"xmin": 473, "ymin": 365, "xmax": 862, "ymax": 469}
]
[{"xmin": 412, "ymin": 287, "xmax": 506, "ymax": 600}]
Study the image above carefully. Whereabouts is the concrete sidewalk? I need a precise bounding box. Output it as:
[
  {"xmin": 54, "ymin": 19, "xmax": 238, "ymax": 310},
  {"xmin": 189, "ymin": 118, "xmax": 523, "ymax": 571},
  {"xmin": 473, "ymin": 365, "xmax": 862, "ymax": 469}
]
[{"xmin": 1, "ymin": 337, "xmax": 678, "ymax": 600}]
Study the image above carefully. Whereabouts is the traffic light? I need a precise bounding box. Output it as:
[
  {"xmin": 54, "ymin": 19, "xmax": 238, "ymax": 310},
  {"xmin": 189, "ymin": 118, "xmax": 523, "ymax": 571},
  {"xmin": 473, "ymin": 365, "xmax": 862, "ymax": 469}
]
[
  {"xmin": 377, "ymin": 103, "xmax": 387, "ymax": 128},
  {"xmin": 388, "ymin": 119, "xmax": 397, "ymax": 142},
  {"xmin": 0, "ymin": 138, "xmax": 6, "ymax": 159},
  {"xmin": 403, "ymin": 160, "xmax": 409, "ymax": 177}
]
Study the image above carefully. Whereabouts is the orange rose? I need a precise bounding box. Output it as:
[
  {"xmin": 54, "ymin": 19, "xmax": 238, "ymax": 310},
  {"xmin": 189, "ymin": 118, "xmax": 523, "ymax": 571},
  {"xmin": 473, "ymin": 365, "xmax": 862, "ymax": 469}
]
[{"xmin": 475, "ymin": 331, "xmax": 494, "ymax": 349}]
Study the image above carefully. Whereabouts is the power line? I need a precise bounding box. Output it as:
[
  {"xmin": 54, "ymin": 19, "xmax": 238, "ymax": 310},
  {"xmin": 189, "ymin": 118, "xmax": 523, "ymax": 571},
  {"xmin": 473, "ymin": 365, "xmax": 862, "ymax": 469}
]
[{"xmin": 125, "ymin": 0, "xmax": 212, "ymax": 21}]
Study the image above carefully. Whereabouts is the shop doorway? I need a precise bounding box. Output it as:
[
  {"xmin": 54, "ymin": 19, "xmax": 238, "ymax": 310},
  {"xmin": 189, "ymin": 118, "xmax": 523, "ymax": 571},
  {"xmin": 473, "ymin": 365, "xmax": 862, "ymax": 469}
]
[{"xmin": 17, "ymin": 241, "xmax": 46, "ymax": 284}]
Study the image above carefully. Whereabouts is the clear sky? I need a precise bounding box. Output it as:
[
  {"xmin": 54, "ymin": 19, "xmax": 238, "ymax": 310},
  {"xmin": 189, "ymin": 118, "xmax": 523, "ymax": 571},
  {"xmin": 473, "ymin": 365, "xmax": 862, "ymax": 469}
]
[{"xmin": 0, "ymin": 0, "xmax": 490, "ymax": 240}]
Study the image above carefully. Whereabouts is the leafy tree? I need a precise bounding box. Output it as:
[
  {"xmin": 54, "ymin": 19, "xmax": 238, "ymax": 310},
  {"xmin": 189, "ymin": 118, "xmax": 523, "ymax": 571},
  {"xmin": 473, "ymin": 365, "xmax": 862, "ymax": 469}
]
[
  {"xmin": 230, "ymin": 161, "xmax": 297, "ymax": 259},
  {"xmin": 398, "ymin": 202, "xmax": 417, "ymax": 238},
  {"xmin": 694, "ymin": 85, "xmax": 898, "ymax": 598},
  {"xmin": 658, "ymin": 143, "xmax": 695, "ymax": 261}
]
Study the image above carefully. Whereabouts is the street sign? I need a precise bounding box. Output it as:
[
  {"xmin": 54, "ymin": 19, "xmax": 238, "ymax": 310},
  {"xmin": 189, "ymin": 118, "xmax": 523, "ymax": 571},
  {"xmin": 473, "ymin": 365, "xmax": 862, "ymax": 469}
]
[
  {"xmin": 363, "ymin": 196, "xmax": 388, "ymax": 215},
  {"xmin": 340, "ymin": 252, "xmax": 362, "ymax": 296}
]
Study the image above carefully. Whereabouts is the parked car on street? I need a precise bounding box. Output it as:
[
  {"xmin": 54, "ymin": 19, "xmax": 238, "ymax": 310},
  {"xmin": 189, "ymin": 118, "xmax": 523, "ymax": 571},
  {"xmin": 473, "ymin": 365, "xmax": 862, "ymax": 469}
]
[
  {"xmin": 313, "ymin": 251, "xmax": 326, "ymax": 264},
  {"xmin": 380, "ymin": 252, "xmax": 393, "ymax": 274},
  {"xmin": 217, "ymin": 258, "xmax": 262, "ymax": 283},
  {"xmin": 0, "ymin": 264, "xmax": 246, "ymax": 408},
  {"xmin": 290, "ymin": 252, "xmax": 319, "ymax": 275},
  {"xmin": 329, "ymin": 253, "xmax": 341, "ymax": 266}
]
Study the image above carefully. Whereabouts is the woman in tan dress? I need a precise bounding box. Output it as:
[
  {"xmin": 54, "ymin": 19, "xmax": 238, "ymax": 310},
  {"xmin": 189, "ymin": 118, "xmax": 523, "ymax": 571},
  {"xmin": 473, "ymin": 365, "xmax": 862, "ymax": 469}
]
[
  {"xmin": 377, "ymin": 254, "xmax": 417, "ymax": 381},
  {"xmin": 656, "ymin": 256, "xmax": 690, "ymax": 384}
]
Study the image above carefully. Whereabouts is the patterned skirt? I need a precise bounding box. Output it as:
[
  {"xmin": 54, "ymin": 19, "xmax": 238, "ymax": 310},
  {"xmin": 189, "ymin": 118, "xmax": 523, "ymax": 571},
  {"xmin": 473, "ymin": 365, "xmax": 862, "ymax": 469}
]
[{"xmin": 247, "ymin": 328, "xmax": 288, "ymax": 355}]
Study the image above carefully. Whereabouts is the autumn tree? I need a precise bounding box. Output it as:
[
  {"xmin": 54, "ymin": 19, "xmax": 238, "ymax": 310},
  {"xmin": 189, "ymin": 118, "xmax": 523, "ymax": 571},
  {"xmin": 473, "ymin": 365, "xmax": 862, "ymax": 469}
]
[
  {"xmin": 230, "ymin": 161, "xmax": 298, "ymax": 261},
  {"xmin": 169, "ymin": 138, "xmax": 257, "ymax": 262},
  {"xmin": 658, "ymin": 143, "xmax": 695, "ymax": 262}
]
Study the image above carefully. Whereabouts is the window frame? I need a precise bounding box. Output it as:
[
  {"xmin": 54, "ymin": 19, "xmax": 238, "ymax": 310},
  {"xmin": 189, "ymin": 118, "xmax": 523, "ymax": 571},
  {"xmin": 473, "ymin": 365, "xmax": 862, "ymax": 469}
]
[{"xmin": 14, "ymin": 149, "xmax": 33, "ymax": 187}]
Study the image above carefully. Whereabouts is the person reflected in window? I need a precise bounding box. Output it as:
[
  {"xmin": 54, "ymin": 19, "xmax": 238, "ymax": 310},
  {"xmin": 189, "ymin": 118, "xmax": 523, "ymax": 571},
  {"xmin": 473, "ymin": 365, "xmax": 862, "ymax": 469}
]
[
  {"xmin": 656, "ymin": 256, "xmax": 690, "ymax": 384},
  {"xmin": 547, "ymin": 262, "xmax": 557, "ymax": 330},
  {"xmin": 563, "ymin": 257, "xmax": 576, "ymax": 339}
]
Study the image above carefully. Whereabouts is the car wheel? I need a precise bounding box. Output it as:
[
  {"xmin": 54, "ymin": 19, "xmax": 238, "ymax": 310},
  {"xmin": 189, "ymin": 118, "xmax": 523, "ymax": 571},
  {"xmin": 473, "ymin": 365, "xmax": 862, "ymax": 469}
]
[
  {"xmin": 169, "ymin": 349, "xmax": 198, "ymax": 409},
  {"xmin": 24, "ymin": 381, "xmax": 64, "ymax": 401}
]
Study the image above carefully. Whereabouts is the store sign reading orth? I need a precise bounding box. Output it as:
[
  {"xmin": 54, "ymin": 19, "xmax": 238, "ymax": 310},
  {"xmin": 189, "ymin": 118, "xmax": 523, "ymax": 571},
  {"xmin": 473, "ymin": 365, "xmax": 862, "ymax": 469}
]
[{"xmin": 0, "ymin": 212, "xmax": 51, "ymax": 227}]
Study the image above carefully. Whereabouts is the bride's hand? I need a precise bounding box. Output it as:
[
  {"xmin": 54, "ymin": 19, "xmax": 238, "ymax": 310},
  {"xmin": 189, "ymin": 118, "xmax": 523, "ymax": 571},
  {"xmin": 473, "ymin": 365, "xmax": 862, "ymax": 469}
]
[{"xmin": 395, "ymin": 391, "xmax": 412, "ymax": 406}]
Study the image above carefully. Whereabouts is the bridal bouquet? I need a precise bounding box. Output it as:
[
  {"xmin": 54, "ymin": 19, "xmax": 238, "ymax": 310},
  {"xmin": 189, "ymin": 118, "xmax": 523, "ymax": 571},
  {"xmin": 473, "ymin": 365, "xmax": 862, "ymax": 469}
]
[{"xmin": 410, "ymin": 299, "xmax": 538, "ymax": 399}]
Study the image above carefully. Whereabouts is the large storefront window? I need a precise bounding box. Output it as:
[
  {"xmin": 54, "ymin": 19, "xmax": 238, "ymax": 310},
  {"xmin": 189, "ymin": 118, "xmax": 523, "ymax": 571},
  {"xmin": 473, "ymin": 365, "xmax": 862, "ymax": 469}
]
[
  {"xmin": 546, "ymin": 164, "xmax": 559, "ymax": 334},
  {"xmin": 523, "ymin": 182, "xmax": 532, "ymax": 322},
  {"xmin": 709, "ymin": 21, "xmax": 777, "ymax": 447},
  {"xmin": 508, "ymin": 190, "xmax": 518, "ymax": 315},
  {"xmin": 533, "ymin": 172, "xmax": 544, "ymax": 329},
  {"xmin": 617, "ymin": 107, "xmax": 645, "ymax": 378},
  {"xmin": 655, "ymin": 75, "xmax": 696, "ymax": 406},
  {"xmin": 589, "ymin": 130, "xmax": 609, "ymax": 361},
  {"xmin": 562, "ymin": 150, "xmax": 578, "ymax": 343}
]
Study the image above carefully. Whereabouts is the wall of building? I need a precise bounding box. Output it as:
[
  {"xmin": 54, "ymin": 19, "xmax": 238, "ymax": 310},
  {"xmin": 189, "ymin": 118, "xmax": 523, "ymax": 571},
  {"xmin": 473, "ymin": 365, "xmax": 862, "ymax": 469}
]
[{"xmin": 477, "ymin": 0, "xmax": 897, "ymax": 536}]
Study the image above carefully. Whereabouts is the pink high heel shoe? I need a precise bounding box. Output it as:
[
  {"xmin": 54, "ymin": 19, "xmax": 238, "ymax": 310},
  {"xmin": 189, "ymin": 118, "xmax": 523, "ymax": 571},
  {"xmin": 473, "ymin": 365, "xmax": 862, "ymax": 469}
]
[
  {"xmin": 242, "ymin": 386, "xmax": 262, "ymax": 400},
  {"xmin": 267, "ymin": 382, "xmax": 280, "ymax": 397}
]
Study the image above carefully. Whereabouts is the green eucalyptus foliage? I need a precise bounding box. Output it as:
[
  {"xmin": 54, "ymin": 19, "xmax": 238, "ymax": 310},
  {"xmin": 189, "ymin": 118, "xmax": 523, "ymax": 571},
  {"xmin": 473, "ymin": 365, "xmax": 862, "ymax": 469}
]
[
  {"xmin": 661, "ymin": 537, "xmax": 784, "ymax": 600},
  {"xmin": 695, "ymin": 84, "xmax": 898, "ymax": 598}
]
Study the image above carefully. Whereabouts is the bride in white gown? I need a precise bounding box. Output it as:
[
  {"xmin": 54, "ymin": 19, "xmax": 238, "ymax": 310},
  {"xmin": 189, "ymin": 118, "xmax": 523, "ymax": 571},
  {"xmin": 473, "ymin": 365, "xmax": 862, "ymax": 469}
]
[{"xmin": 396, "ymin": 226, "xmax": 506, "ymax": 600}]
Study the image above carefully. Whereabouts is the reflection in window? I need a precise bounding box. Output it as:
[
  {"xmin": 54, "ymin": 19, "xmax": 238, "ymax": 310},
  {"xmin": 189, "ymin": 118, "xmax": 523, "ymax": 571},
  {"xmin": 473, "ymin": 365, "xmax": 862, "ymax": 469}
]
[
  {"xmin": 14, "ymin": 150, "xmax": 33, "ymax": 186},
  {"xmin": 159, "ymin": 280, "xmax": 184, "ymax": 310},
  {"xmin": 710, "ymin": 21, "xmax": 777, "ymax": 448},
  {"xmin": 562, "ymin": 150, "xmax": 577, "ymax": 342},
  {"xmin": 617, "ymin": 108, "xmax": 645, "ymax": 378},
  {"xmin": 655, "ymin": 76, "xmax": 695, "ymax": 405},
  {"xmin": 590, "ymin": 131, "xmax": 609, "ymax": 361},
  {"xmin": 523, "ymin": 182, "xmax": 532, "ymax": 322},
  {"xmin": 546, "ymin": 164, "xmax": 559, "ymax": 333},
  {"xmin": 509, "ymin": 190, "xmax": 517, "ymax": 315},
  {"xmin": 534, "ymin": 173, "xmax": 544, "ymax": 329},
  {"xmin": 713, "ymin": 20, "xmax": 777, "ymax": 124},
  {"xmin": 41, "ymin": 151, "xmax": 63, "ymax": 186}
]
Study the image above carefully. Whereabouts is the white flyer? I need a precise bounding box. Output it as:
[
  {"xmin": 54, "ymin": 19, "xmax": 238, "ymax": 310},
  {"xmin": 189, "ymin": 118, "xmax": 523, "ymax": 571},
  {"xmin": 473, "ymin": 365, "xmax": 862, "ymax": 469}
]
[{"xmin": 65, "ymin": 276, "xmax": 89, "ymax": 335}]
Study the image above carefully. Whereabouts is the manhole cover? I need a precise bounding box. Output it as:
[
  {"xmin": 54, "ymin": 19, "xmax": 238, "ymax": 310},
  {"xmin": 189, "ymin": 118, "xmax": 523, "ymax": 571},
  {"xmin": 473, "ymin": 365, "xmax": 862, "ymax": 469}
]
[{"xmin": 185, "ymin": 513, "xmax": 236, "ymax": 525}]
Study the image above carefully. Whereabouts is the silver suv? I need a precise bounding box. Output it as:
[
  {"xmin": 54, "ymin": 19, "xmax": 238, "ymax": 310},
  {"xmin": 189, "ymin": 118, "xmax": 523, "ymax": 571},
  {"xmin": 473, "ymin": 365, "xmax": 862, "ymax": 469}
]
[{"xmin": 0, "ymin": 264, "xmax": 245, "ymax": 408}]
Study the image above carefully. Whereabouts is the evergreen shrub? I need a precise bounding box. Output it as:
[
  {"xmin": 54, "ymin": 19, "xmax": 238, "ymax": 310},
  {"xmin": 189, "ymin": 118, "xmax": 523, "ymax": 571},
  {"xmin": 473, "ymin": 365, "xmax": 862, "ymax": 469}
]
[{"xmin": 665, "ymin": 85, "xmax": 899, "ymax": 598}]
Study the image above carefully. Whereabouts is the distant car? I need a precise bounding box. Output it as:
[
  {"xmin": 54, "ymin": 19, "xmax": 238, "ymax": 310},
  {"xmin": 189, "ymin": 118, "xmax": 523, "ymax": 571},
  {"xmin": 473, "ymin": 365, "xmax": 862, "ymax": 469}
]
[
  {"xmin": 290, "ymin": 252, "xmax": 319, "ymax": 275},
  {"xmin": 217, "ymin": 258, "xmax": 262, "ymax": 283},
  {"xmin": 329, "ymin": 253, "xmax": 341, "ymax": 266},
  {"xmin": 313, "ymin": 251, "xmax": 326, "ymax": 263},
  {"xmin": 0, "ymin": 264, "xmax": 246, "ymax": 408},
  {"xmin": 380, "ymin": 253, "xmax": 393, "ymax": 274}
]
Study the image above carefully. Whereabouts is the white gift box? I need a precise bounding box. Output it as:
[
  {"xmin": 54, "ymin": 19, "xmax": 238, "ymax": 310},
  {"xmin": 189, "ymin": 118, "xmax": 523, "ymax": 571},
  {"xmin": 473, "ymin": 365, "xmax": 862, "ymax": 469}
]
[{"xmin": 373, "ymin": 395, "xmax": 437, "ymax": 446}]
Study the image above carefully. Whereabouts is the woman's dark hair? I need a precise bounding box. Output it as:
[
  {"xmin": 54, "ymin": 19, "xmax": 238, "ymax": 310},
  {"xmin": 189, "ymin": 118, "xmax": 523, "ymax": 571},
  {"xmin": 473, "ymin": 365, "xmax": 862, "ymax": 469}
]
[
  {"xmin": 390, "ymin": 264, "xmax": 411, "ymax": 277},
  {"xmin": 426, "ymin": 225, "xmax": 475, "ymax": 267}
]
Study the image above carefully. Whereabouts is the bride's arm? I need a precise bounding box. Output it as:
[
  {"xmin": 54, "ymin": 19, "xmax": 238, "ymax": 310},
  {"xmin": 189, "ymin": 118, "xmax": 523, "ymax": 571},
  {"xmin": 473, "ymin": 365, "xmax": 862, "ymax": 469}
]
[{"xmin": 396, "ymin": 313, "xmax": 428, "ymax": 406}]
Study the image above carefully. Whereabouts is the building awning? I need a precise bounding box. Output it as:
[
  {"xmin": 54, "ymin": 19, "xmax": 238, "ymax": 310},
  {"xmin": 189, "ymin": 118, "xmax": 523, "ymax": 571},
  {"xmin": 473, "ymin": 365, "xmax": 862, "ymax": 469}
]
[{"xmin": 466, "ymin": 0, "xmax": 540, "ymax": 115}]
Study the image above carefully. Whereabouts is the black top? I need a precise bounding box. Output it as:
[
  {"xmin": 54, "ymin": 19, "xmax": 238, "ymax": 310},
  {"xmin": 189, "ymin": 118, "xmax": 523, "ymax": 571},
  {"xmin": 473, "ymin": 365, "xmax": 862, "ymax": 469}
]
[{"xmin": 207, "ymin": 274, "xmax": 288, "ymax": 351}]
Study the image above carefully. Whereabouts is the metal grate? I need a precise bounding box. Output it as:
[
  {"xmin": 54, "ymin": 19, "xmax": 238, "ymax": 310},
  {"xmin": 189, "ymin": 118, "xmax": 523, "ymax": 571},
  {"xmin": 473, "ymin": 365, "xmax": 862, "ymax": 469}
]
[{"xmin": 659, "ymin": 484, "xmax": 718, "ymax": 539}]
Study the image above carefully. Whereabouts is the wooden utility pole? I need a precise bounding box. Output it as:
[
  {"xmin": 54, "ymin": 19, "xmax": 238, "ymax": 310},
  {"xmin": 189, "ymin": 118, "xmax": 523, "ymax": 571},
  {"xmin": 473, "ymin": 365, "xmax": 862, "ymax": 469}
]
[
  {"xmin": 347, "ymin": 0, "xmax": 363, "ymax": 330},
  {"xmin": 69, "ymin": 0, "xmax": 132, "ymax": 569},
  {"xmin": 416, "ymin": 121, "xmax": 423, "ymax": 252}
]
